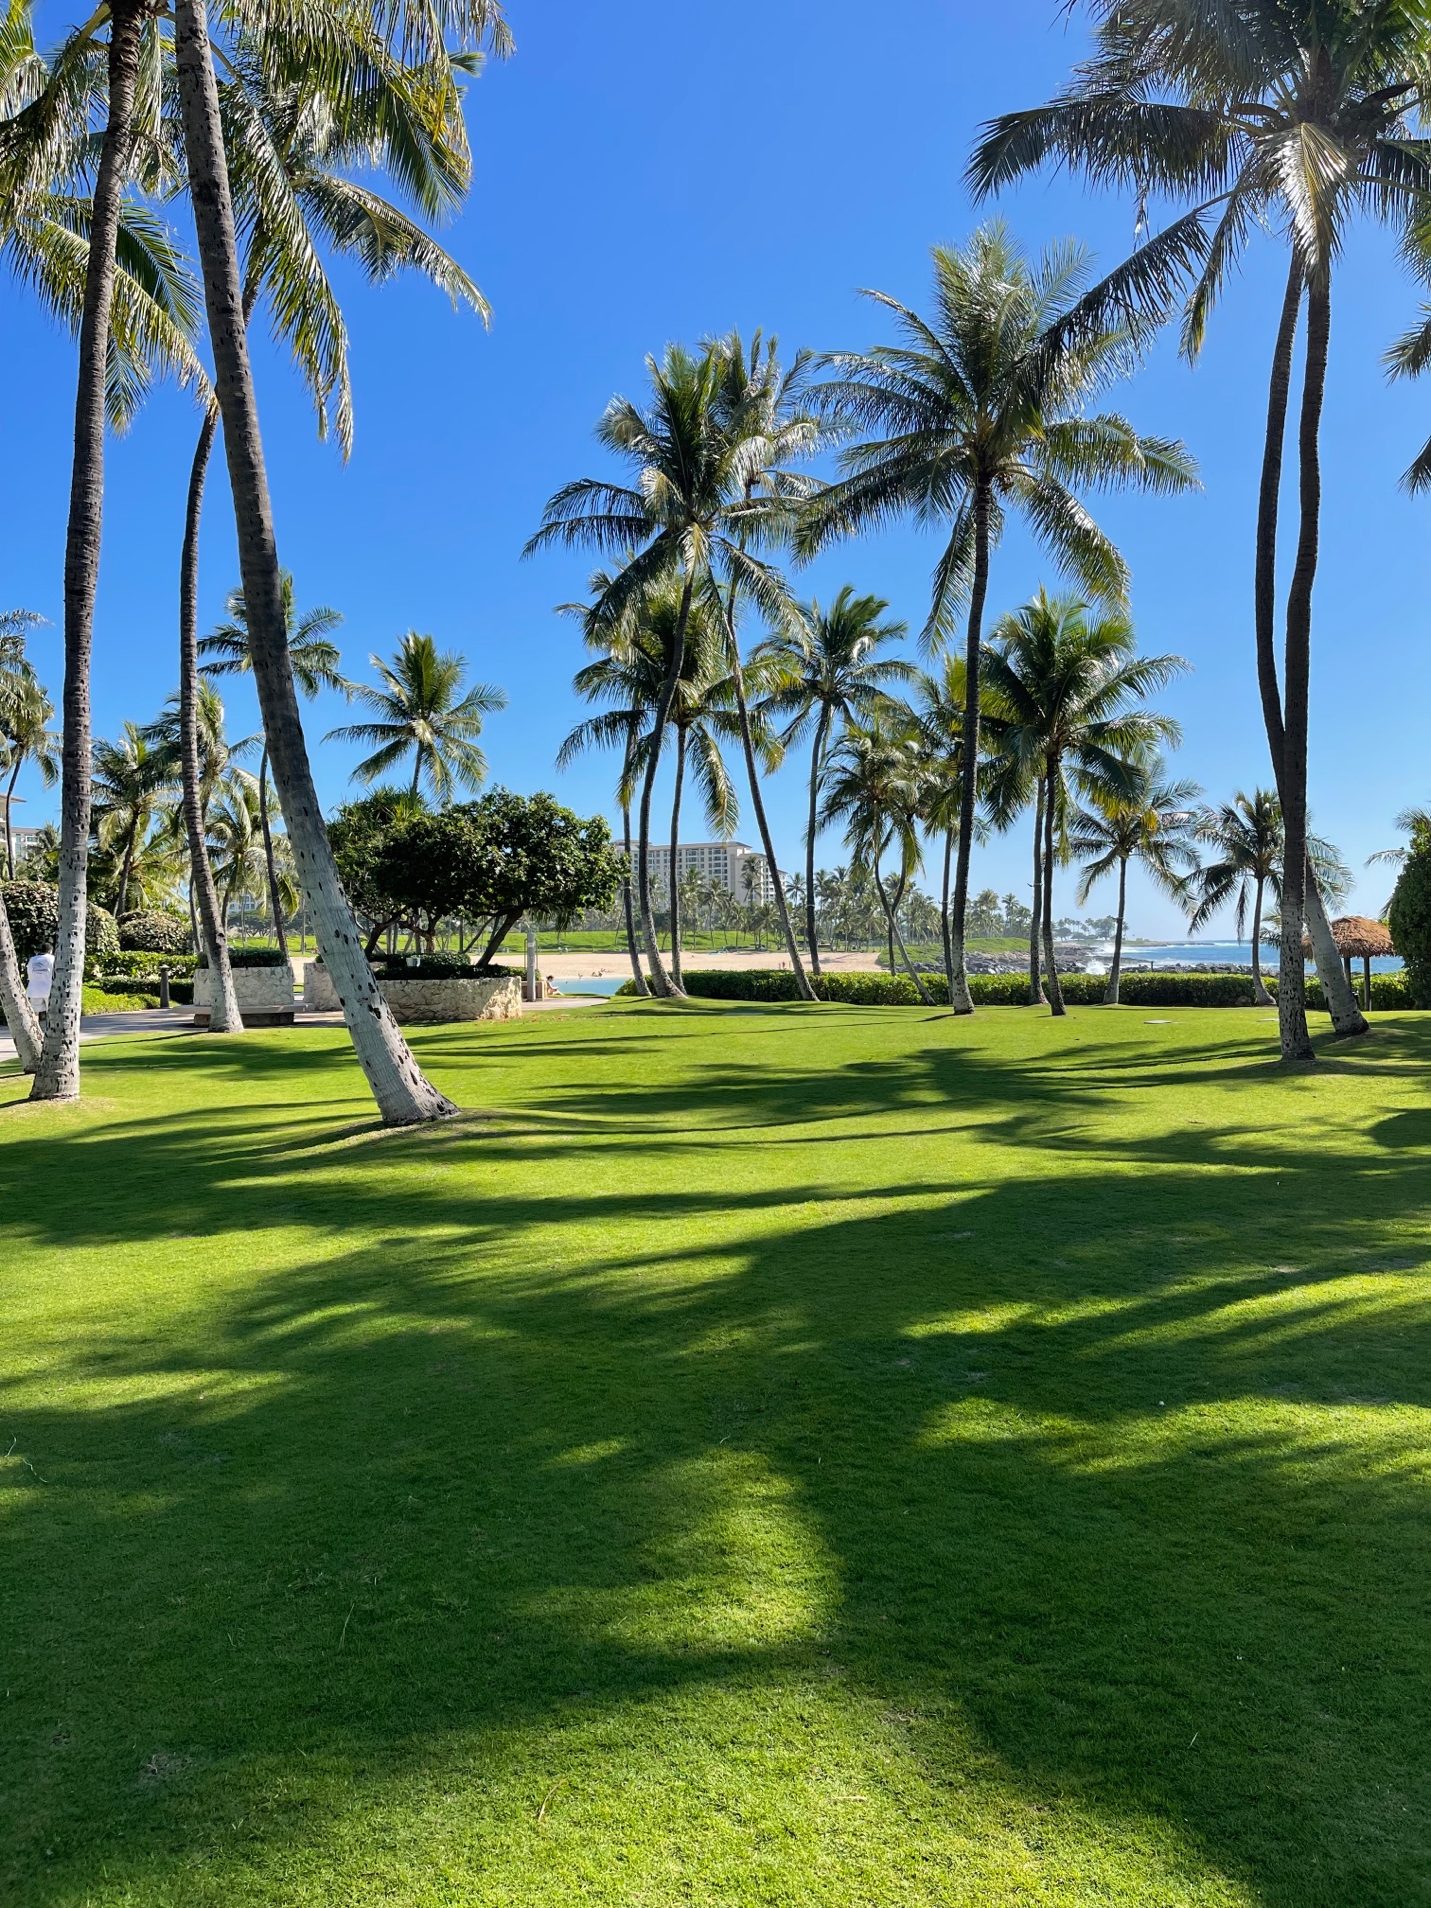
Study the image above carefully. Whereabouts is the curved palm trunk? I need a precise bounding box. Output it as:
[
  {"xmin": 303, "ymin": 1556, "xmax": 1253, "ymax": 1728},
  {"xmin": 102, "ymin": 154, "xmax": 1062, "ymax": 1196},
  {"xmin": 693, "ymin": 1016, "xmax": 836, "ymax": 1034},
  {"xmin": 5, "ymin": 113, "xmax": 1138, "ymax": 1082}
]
[
  {"xmin": 940, "ymin": 826, "xmax": 956, "ymax": 1007},
  {"xmin": 117, "ymin": 816, "xmax": 139, "ymax": 921},
  {"xmin": 31, "ymin": 0, "xmax": 143, "ymax": 1103},
  {"xmin": 257, "ymin": 748, "xmax": 289, "ymax": 958},
  {"xmin": 1104, "ymin": 856, "xmax": 1128, "ymax": 1006},
  {"xmin": 720, "ymin": 610, "xmax": 815, "ymax": 1001},
  {"xmin": 1250, "ymin": 876, "xmax": 1273, "ymax": 1006},
  {"xmin": 0, "ymin": 895, "xmax": 42, "ymax": 1072},
  {"xmin": 948, "ymin": 483, "xmax": 991, "ymax": 1014},
  {"xmin": 619, "ymin": 730, "xmax": 648, "ymax": 996},
  {"xmin": 668, "ymin": 724, "xmax": 686, "ymax": 989},
  {"xmin": 1276, "ymin": 272, "xmax": 1329, "ymax": 1064},
  {"xmin": 873, "ymin": 833, "xmax": 932, "ymax": 1004},
  {"xmin": 1028, "ymin": 779, "xmax": 1046, "ymax": 1007},
  {"xmin": 805, "ymin": 707, "xmax": 830, "ymax": 977},
  {"xmin": 1041, "ymin": 771, "xmax": 1066, "ymax": 1017},
  {"xmin": 634, "ymin": 574, "xmax": 692, "ymax": 999},
  {"xmin": 1255, "ymin": 256, "xmax": 1365, "ymax": 1040},
  {"xmin": 174, "ymin": 0, "xmax": 452, "ymax": 1124}
]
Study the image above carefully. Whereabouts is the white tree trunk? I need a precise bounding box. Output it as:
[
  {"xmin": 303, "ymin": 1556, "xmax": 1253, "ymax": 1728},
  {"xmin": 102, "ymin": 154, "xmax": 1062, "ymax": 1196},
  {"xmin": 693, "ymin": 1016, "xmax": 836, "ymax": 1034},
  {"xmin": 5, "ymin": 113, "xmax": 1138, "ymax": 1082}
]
[{"xmin": 0, "ymin": 895, "xmax": 42, "ymax": 1072}]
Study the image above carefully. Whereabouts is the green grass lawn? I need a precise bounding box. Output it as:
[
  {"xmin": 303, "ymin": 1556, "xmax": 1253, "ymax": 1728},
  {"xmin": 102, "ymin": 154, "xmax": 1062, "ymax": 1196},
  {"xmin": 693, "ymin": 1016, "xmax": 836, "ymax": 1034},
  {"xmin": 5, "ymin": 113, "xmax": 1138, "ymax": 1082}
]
[{"xmin": 4, "ymin": 1003, "xmax": 1430, "ymax": 1906}]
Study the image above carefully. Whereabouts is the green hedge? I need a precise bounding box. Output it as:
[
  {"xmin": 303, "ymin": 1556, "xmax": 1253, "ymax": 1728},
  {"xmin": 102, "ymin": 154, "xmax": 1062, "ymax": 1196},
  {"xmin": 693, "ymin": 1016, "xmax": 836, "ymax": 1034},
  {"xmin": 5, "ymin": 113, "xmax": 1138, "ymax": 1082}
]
[
  {"xmin": 196, "ymin": 947, "xmax": 290, "ymax": 970},
  {"xmin": 616, "ymin": 967, "xmax": 1416, "ymax": 1010},
  {"xmin": 311, "ymin": 956, "xmax": 518, "ymax": 982},
  {"xmin": 81, "ymin": 985, "xmax": 154, "ymax": 1013},
  {"xmin": 98, "ymin": 975, "xmax": 194, "ymax": 1006},
  {"xmin": 105, "ymin": 951, "xmax": 199, "ymax": 982}
]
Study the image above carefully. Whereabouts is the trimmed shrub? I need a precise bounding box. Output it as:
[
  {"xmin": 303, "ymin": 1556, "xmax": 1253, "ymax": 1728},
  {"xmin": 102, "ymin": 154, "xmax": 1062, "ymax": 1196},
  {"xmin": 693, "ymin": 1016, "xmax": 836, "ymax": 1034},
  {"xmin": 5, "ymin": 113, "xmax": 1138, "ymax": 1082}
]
[
  {"xmin": 117, "ymin": 909, "xmax": 191, "ymax": 954},
  {"xmin": 104, "ymin": 950, "xmax": 199, "ymax": 982},
  {"xmin": 1389, "ymin": 834, "xmax": 1431, "ymax": 1007},
  {"xmin": 312, "ymin": 955, "xmax": 517, "ymax": 982},
  {"xmin": 195, "ymin": 947, "xmax": 291, "ymax": 969},
  {"xmin": 97, "ymin": 974, "xmax": 194, "ymax": 1006},
  {"xmin": 616, "ymin": 966, "xmax": 1419, "ymax": 1010},
  {"xmin": 81, "ymin": 985, "xmax": 154, "ymax": 1013},
  {"xmin": 2, "ymin": 881, "xmax": 119, "ymax": 977}
]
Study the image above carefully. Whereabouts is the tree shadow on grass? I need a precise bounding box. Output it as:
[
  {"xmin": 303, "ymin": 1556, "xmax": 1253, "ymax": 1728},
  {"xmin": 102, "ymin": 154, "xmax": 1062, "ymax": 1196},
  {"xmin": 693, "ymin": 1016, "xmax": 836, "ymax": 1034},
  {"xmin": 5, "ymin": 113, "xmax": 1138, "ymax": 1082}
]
[{"xmin": 3, "ymin": 1014, "xmax": 1431, "ymax": 1904}]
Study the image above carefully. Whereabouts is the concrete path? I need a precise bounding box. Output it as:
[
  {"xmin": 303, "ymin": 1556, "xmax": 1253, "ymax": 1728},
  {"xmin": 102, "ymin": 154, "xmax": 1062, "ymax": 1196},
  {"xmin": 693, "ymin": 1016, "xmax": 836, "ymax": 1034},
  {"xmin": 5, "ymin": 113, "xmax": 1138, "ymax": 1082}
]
[{"xmin": 1, "ymin": 994, "xmax": 604, "ymax": 1070}]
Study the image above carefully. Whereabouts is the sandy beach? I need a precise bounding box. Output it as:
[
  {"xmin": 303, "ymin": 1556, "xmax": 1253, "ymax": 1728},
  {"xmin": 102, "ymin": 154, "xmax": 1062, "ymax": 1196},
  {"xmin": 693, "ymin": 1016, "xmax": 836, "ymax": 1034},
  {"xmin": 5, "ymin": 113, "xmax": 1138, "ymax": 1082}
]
[{"xmin": 533, "ymin": 946, "xmax": 889, "ymax": 981}]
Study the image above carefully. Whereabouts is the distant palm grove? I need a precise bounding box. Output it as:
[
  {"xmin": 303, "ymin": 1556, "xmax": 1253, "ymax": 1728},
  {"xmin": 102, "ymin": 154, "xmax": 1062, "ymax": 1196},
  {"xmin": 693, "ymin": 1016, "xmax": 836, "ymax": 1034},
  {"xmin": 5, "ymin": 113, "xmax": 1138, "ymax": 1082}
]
[{"xmin": 5, "ymin": 0, "xmax": 1431, "ymax": 1118}]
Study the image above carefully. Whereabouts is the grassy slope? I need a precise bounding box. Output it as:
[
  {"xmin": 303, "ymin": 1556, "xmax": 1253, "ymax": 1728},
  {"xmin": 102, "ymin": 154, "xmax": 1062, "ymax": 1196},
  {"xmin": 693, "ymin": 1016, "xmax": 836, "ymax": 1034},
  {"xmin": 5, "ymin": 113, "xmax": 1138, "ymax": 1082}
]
[{"xmin": 3, "ymin": 1005, "xmax": 1430, "ymax": 1907}]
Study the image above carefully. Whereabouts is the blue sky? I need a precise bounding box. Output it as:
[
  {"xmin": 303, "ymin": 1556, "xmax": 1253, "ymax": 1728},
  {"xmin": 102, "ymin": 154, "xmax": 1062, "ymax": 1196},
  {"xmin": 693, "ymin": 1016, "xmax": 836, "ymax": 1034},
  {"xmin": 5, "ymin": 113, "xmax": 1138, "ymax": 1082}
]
[{"xmin": 4, "ymin": 0, "xmax": 1429, "ymax": 936}]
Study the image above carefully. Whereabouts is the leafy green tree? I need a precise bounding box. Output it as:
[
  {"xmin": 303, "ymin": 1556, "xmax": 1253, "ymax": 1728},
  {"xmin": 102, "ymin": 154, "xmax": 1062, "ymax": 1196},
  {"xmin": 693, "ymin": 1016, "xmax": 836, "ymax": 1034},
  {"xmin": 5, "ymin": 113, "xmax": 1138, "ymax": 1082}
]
[
  {"xmin": 755, "ymin": 586, "xmax": 911, "ymax": 974},
  {"xmin": 374, "ymin": 792, "xmax": 623, "ymax": 968},
  {"xmin": 966, "ymin": 0, "xmax": 1424, "ymax": 1052},
  {"xmin": 328, "ymin": 631, "xmax": 505, "ymax": 802},
  {"xmin": 982, "ymin": 589, "xmax": 1185, "ymax": 1015},
  {"xmin": 201, "ymin": 575, "xmax": 349, "ymax": 955},
  {"xmin": 800, "ymin": 224, "xmax": 1197, "ymax": 1011},
  {"xmin": 327, "ymin": 788, "xmax": 428, "ymax": 956},
  {"xmin": 1388, "ymin": 815, "xmax": 1431, "ymax": 1007},
  {"xmin": 1069, "ymin": 760, "xmax": 1201, "ymax": 1003}
]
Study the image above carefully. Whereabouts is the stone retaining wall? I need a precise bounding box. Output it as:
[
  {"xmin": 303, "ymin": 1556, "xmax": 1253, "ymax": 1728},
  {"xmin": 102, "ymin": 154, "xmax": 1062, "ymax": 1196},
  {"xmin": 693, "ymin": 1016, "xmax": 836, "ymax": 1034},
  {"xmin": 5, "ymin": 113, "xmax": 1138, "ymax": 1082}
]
[
  {"xmin": 303, "ymin": 963, "xmax": 522, "ymax": 1025},
  {"xmin": 193, "ymin": 964, "xmax": 295, "ymax": 1025}
]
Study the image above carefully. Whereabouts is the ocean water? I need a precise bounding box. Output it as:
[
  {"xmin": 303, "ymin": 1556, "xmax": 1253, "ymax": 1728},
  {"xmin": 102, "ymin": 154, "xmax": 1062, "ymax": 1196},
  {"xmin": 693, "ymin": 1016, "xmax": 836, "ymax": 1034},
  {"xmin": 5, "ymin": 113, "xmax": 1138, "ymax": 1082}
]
[
  {"xmin": 1128, "ymin": 940, "xmax": 1401, "ymax": 974},
  {"xmin": 551, "ymin": 976, "xmax": 627, "ymax": 997}
]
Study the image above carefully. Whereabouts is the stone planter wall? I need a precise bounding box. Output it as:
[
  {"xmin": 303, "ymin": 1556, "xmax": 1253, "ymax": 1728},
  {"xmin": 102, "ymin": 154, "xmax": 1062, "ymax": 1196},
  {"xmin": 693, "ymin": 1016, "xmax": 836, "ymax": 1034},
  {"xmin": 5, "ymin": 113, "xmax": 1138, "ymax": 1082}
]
[
  {"xmin": 303, "ymin": 963, "xmax": 522, "ymax": 1025},
  {"xmin": 194, "ymin": 963, "xmax": 295, "ymax": 1025}
]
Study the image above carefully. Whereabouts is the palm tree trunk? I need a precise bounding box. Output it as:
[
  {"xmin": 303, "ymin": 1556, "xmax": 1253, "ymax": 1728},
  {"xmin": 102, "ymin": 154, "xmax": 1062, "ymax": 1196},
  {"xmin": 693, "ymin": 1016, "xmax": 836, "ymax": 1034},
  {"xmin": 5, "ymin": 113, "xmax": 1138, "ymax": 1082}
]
[
  {"xmin": 806, "ymin": 707, "xmax": 829, "ymax": 977},
  {"xmin": 4, "ymin": 758, "xmax": 21, "ymax": 878},
  {"xmin": 668, "ymin": 724, "xmax": 686, "ymax": 990},
  {"xmin": 873, "ymin": 832, "xmax": 932, "ymax": 1004},
  {"xmin": 173, "ymin": 0, "xmax": 452, "ymax": 1124},
  {"xmin": 1276, "ymin": 270, "xmax": 1328, "ymax": 1064},
  {"xmin": 258, "ymin": 748, "xmax": 289, "ymax": 958},
  {"xmin": 1250, "ymin": 877, "xmax": 1272, "ymax": 1006},
  {"xmin": 0, "ymin": 893, "xmax": 43, "ymax": 1071},
  {"xmin": 179, "ymin": 402, "xmax": 243, "ymax": 1031},
  {"xmin": 634, "ymin": 574, "xmax": 692, "ymax": 998},
  {"xmin": 618, "ymin": 731, "xmax": 648, "ymax": 995},
  {"xmin": 31, "ymin": 0, "xmax": 142, "ymax": 1104},
  {"xmin": 1042, "ymin": 771, "xmax": 1066, "ymax": 1017},
  {"xmin": 117, "ymin": 818, "xmax": 138, "ymax": 922},
  {"xmin": 1028, "ymin": 779, "xmax": 1046, "ymax": 1007},
  {"xmin": 948, "ymin": 481, "xmax": 991, "ymax": 1014},
  {"xmin": 1255, "ymin": 255, "xmax": 1366, "ymax": 1039},
  {"xmin": 1104, "ymin": 856, "xmax": 1128, "ymax": 1006},
  {"xmin": 940, "ymin": 826, "xmax": 956, "ymax": 1007},
  {"xmin": 720, "ymin": 608, "xmax": 815, "ymax": 1001}
]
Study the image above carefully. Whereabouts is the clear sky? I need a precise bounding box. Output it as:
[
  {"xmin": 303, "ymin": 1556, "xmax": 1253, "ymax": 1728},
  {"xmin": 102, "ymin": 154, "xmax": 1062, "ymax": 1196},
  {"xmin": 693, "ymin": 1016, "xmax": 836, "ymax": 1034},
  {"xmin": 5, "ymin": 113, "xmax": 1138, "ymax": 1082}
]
[{"xmin": 4, "ymin": 0, "xmax": 1429, "ymax": 937}]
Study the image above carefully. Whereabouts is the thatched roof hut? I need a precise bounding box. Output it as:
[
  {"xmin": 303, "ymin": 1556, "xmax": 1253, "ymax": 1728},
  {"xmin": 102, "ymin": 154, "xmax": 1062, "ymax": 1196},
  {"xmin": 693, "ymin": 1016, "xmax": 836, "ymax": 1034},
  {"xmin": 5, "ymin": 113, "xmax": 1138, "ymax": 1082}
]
[{"xmin": 1303, "ymin": 915, "xmax": 1396, "ymax": 1007}]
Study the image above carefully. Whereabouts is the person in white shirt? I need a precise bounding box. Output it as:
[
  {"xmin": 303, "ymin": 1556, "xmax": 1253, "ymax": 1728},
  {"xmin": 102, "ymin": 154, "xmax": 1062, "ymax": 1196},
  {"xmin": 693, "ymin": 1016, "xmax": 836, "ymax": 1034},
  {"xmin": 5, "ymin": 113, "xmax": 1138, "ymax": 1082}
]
[{"xmin": 26, "ymin": 949, "xmax": 54, "ymax": 1019}]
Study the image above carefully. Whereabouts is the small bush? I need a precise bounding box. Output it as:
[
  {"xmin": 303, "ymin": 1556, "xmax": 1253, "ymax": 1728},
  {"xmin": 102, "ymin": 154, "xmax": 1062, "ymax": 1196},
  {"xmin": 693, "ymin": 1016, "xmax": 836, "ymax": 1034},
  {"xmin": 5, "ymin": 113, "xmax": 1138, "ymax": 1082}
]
[
  {"xmin": 117, "ymin": 909, "xmax": 192, "ymax": 954},
  {"xmin": 2, "ymin": 881, "xmax": 118, "ymax": 977},
  {"xmin": 366, "ymin": 956, "xmax": 515, "ymax": 981},
  {"xmin": 105, "ymin": 951, "xmax": 199, "ymax": 982},
  {"xmin": 97, "ymin": 975, "xmax": 194, "ymax": 1006},
  {"xmin": 196, "ymin": 947, "xmax": 291, "ymax": 969},
  {"xmin": 81, "ymin": 985, "xmax": 153, "ymax": 1013}
]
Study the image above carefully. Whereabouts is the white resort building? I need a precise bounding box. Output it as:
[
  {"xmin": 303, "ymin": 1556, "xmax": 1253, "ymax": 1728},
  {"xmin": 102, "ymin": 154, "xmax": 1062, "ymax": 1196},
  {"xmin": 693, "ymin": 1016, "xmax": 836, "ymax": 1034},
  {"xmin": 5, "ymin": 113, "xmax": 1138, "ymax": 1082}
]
[{"xmin": 641, "ymin": 840, "xmax": 776, "ymax": 905}]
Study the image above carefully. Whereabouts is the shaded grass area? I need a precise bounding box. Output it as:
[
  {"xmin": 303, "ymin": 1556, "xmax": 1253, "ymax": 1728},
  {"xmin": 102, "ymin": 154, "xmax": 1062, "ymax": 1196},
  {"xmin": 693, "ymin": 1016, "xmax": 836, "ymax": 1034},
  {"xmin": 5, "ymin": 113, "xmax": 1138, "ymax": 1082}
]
[{"xmin": 3, "ymin": 1004, "xmax": 1431, "ymax": 1905}]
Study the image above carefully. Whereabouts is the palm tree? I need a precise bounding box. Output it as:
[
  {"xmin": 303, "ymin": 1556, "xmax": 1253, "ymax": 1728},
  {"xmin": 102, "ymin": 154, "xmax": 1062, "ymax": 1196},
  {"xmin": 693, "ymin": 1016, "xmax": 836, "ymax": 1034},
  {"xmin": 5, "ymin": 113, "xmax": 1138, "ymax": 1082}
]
[
  {"xmin": 1186, "ymin": 791, "xmax": 1287, "ymax": 1006},
  {"xmin": 91, "ymin": 723, "xmax": 174, "ymax": 917},
  {"xmin": 755, "ymin": 586, "xmax": 911, "ymax": 975},
  {"xmin": 167, "ymin": 0, "xmax": 507, "ymax": 1124},
  {"xmin": 8, "ymin": 3, "xmax": 205, "ymax": 1101},
  {"xmin": 982, "ymin": 590, "xmax": 1186, "ymax": 1016},
  {"xmin": 208, "ymin": 775, "xmax": 297, "ymax": 930},
  {"xmin": 527, "ymin": 338, "xmax": 812, "ymax": 998},
  {"xmin": 908, "ymin": 655, "xmax": 993, "ymax": 1007},
  {"xmin": 821, "ymin": 714, "xmax": 934, "ymax": 1001},
  {"xmin": 328, "ymin": 632, "xmax": 505, "ymax": 802},
  {"xmin": 966, "ymin": 2, "xmax": 1427, "ymax": 1053},
  {"xmin": 1069, "ymin": 762, "xmax": 1201, "ymax": 1004},
  {"xmin": 800, "ymin": 225, "xmax": 1197, "ymax": 1012},
  {"xmin": 663, "ymin": 603, "xmax": 740, "ymax": 990},
  {"xmin": 174, "ymin": 20, "xmax": 488, "ymax": 1034},
  {"xmin": 201, "ymin": 576, "xmax": 348, "ymax": 955},
  {"xmin": 1, "ymin": 665, "xmax": 59, "ymax": 880}
]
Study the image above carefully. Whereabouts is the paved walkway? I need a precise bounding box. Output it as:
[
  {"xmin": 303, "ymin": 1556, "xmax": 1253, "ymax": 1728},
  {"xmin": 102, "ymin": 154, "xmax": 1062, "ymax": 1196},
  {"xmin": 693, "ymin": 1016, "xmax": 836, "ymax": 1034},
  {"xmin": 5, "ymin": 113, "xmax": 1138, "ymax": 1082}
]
[{"xmin": 0, "ymin": 994, "xmax": 603, "ymax": 1069}]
